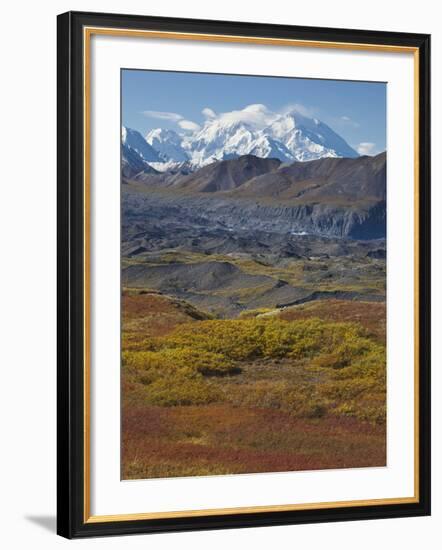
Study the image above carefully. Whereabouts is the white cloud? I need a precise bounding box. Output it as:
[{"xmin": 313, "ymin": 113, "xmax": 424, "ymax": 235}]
[
  {"xmin": 340, "ymin": 115, "xmax": 360, "ymax": 128},
  {"xmin": 357, "ymin": 142, "xmax": 377, "ymax": 155},
  {"xmin": 143, "ymin": 102, "xmax": 324, "ymax": 135},
  {"xmin": 142, "ymin": 110, "xmax": 183, "ymax": 122},
  {"xmin": 205, "ymin": 102, "xmax": 319, "ymax": 130},
  {"xmin": 215, "ymin": 103, "xmax": 276, "ymax": 129},
  {"xmin": 202, "ymin": 107, "xmax": 216, "ymax": 119},
  {"xmin": 178, "ymin": 119, "xmax": 201, "ymax": 131},
  {"xmin": 143, "ymin": 109, "xmax": 200, "ymax": 132},
  {"xmin": 281, "ymin": 103, "xmax": 316, "ymax": 118}
]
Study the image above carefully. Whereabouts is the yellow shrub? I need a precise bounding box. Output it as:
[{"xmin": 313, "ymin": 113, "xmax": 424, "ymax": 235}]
[
  {"xmin": 123, "ymin": 348, "xmax": 236, "ymax": 377},
  {"xmin": 123, "ymin": 316, "xmax": 385, "ymax": 421},
  {"xmin": 317, "ymin": 345, "xmax": 386, "ymax": 422},
  {"xmin": 239, "ymin": 308, "xmax": 274, "ymax": 319},
  {"xmin": 146, "ymin": 373, "xmax": 220, "ymax": 406}
]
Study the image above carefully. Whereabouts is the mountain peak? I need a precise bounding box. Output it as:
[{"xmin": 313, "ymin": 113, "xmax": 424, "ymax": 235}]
[
  {"xmin": 146, "ymin": 127, "xmax": 180, "ymax": 141},
  {"xmin": 145, "ymin": 127, "xmax": 189, "ymax": 163},
  {"xmin": 184, "ymin": 109, "xmax": 357, "ymax": 166},
  {"xmin": 266, "ymin": 111, "xmax": 358, "ymax": 161},
  {"xmin": 122, "ymin": 126, "xmax": 161, "ymax": 162},
  {"xmin": 123, "ymin": 106, "xmax": 359, "ymax": 172}
]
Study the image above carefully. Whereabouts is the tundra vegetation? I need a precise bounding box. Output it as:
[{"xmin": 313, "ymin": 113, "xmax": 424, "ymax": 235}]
[
  {"xmin": 122, "ymin": 292, "xmax": 386, "ymax": 479},
  {"xmin": 121, "ymin": 153, "xmax": 387, "ymax": 479}
]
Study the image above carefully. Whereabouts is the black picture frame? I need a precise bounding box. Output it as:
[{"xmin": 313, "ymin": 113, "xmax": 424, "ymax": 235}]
[{"xmin": 57, "ymin": 10, "xmax": 431, "ymax": 539}]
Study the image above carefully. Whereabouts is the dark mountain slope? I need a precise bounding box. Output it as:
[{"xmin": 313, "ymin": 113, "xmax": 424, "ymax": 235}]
[
  {"xmin": 230, "ymin": 152, "xmax": 386, "ymax": 204},
  {"xmin": 167, "ymin": 155, "xmax": 281, "ymax": 192},
  {"xmin": 122, "ymin": 144, "xmax": 159, "ymax": 179},
  {"xmin": 123, "ymin": 153, "xmax": 387, "ymax": 239}
]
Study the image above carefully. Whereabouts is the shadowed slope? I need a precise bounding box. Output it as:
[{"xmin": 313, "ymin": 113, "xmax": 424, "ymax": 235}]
[{"xmin": 230, "ymin": 152, "xmax": 386, "ymax": 204}]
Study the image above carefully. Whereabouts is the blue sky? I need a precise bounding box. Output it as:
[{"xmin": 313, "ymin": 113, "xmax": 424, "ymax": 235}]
[{"xmin": 122, "ymin": 69, "xmax": 386, "ymax": 155}]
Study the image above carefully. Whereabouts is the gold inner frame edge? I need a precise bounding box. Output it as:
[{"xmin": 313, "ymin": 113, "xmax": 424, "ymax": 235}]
[{"xmin": 82, "ymin": 26, "xmax": 420, "ymax": 524}]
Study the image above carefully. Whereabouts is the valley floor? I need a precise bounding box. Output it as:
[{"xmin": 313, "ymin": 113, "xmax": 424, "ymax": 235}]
[{"xmin": 121, "ymin": 185, "xmax": 387, "ymax": 479}]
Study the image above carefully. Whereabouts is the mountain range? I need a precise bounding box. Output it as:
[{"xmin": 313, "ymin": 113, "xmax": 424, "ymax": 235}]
[
  {"xmin": 123, "ymin": 152, "xmax": 386, "ymax": 239},
  {"xmin": 122, "ymin": 108, "xmax": 360, "ymax": 174}
]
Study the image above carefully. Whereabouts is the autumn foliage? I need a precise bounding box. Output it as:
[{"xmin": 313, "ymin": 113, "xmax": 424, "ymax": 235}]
[{"xmin": 123, "ymin": 317, "xmax": 385, "ymax": 422}]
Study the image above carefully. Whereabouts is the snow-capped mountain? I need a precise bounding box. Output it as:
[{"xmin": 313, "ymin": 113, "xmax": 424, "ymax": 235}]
[
  {"xmin": 145, "ymin": 128, "xmax": 189, "ymax": 163},
  {"xmin": 122, "ymin": 126, "xmax": 161, "ymax": 162},
  {"xmin": 266, "ymin": 110, "xmax": 358, "ymax": 161},
  {"xmin": 122, "ymin": 107, "xmax": 359, "ymax": 173},
  {"xmin": 181, "ymin": 120, "xmax": 295, "ymax": 166},
  {"xmin": 182, "ymin": 110, "xmax": 358, "ymax": 166}
]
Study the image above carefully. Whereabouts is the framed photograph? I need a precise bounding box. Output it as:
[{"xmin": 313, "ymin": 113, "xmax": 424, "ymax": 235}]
[{"xmin": 57, "ymin": 11, "xmax": 431, "ymax": 538}]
